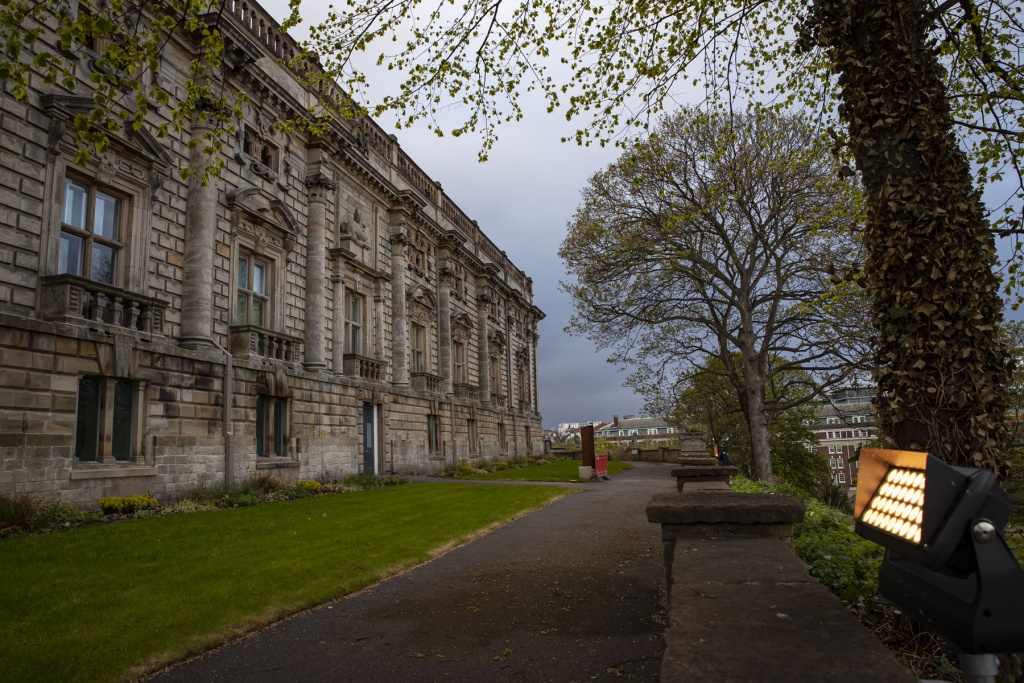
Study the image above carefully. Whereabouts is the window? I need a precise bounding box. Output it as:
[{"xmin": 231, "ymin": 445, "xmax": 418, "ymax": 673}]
[
  {"xmin": 826, "ymin": 431, "xmax": 838, "ymax": 440},
  {"xmin": 667, "ymin": 427, "xmax": 674, "ymax": 434},
  {"xmin": 75, "ymin": 376, "xmax": 139, "ymax": 462},
  {"xmin": 256, "ymin": 395, "xmax": 288, "ymax": 457},
  {"xmin": 236, "ymin": 251, "xmax": 269, "ymax": 326},
  {"xmin": 344, "ymin": 291, "xmax": 364, "ymax": 355},
  {"xmin": 525, "ymin": 426, "xmax": 532, "ymax": 455},
  {"xmin": 468, "ymin": 419, "xmax": 478, "ymax": 454},
  {"xmin": 243, "ymin": 127, "xmax": 278, "ymax": 170},
  {"xmin": 490, "ymin": 356, "xmax": 501, "ymax": 393},
  {"xmin": 428, "ymin": 414, "xmax": 440, "ymax": 454},
  {"xmin": 518, "ymin": 365, "xmax": 528, "ymax": 403},
  {"xmin": 60, "ymin": 178, "xmax": 122, "ymax": 285},
  {"xmin": 829, "ymin": 457, "xmax": 838, "ymax": 468},
  {"xmin": 648, "ymin": 429, "xmax": 659, "ymax": 435},
  {"xmin": 826, "ymin": 416, "xmax": 841, "ymax": 424},
  {"xmin": 411, "ymin": 323, "xmax": 426, "ymax": 373},
  {"xmin": 828, "ymin": 444, "xmax": 842, "ymax": 454},
  {"xmin": 498, "ymin": 422, "xmax": 507, "ymax": 452},
  {"xmin": 837, "ymin": 472, "xmax": 847, "ymax": 484},
  {"xmin": 806, "ymin": 443, "xmax": 817, "ymax": 452},
  {"xmin": 453, "ymin": 340, "xmax": 466, "ymax": 384}
]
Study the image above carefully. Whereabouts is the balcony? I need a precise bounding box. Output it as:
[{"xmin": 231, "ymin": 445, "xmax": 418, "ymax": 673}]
[
  {"xmin": 229, "ymin": 325, "xmax": 302, "ymax": 363},
  {"xmin": 490, "ymin": 393, "xmax": 507, "ymax": 409},
  {"xmin": 454, "ymin": 383, "xmax": 479, "ymax": 401},
  {"xmin": 343, "ymin": 354, "xmax": 384, "ymax": 382},
  {"xmin": 411, "ymin": 371, "xmax": 444, "ymax": 394},
  {"xmin": 40, "ymin": 274, "xmax": 167, "ymax": 335}
]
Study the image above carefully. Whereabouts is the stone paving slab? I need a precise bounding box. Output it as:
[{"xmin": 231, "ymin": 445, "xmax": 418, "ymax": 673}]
[{"xmin": 147, "ymin": 462, "xmax": 678, "ymax": 682}]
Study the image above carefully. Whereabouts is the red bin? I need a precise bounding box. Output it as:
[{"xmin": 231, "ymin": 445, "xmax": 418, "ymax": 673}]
[{"xmin": 595, "ymin": 453, "xmax": 608, "ymax": 478}]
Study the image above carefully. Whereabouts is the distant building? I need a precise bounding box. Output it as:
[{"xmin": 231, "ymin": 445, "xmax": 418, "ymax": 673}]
[
  {"xmin": 808, "ymin": 388, "xmax": 877, "ymax": 488},
  {"xmin": 595, "ymin": 415, "xmax": 677, "ymax": 446}
]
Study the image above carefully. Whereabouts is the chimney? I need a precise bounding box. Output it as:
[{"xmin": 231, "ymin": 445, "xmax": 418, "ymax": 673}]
[{"xmin": 613, "ymin": 415, "xmax": 619, "ymax": 427}]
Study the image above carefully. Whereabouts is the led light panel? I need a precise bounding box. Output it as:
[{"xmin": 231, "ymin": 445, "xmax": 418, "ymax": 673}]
[{"xmin": 861, "ymin": 466, "xmax": 925, "ymax": 545}]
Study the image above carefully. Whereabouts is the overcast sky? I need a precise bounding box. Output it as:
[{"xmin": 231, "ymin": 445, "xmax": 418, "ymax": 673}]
[{"xmin": 260, "ymin": 0, "xmax": 1022, "ymax": 430}]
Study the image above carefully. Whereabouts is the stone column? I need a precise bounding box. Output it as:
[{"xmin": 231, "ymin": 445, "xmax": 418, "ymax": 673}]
[
  {"xmin": 438, "ymin": 259, "xmax": 453, "ymax": 394},
  {"xmin": 180, "ymin": 116, "xmax": 217, "ymax": 348},
  {"xmin": 476, "ymin": 279, "xmax": 490, "ymax": 403},
  {"xmin": 331, "ymin": 261, "xmax": 346, "ymax": 372},
  {"xmin": 374, "ymin": 279, "xmax": 385, "ymax": 361},
  {"xmin": 304, "ymin": 174, "xmax": 335, "ymax": 370},
  {"xmin": 390, "ymin": 228, "xmax": 410, "ymax": 386},
  {"xmin": 531, "ymin": 327, "xmax": 540, "ymax": 413}
]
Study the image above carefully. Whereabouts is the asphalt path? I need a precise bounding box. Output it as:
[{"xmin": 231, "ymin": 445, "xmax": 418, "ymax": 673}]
[{"xmin": 149, "ymin": 461, "xmax": 677, "ymax": 683}]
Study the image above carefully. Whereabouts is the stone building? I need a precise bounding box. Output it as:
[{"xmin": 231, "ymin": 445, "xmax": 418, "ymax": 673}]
[
  {"xmin": 808, "ymin": 387, "xmax": 876, "ymax": 489},
  {"xmin": 0, "ymin": 0, "xmax": 543, "ymax": 506}
]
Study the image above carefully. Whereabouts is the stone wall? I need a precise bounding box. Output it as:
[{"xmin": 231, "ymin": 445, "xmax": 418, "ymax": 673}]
[{"xmin": 0, "ymin": 0, "xmax": 545, "ymax": 507}]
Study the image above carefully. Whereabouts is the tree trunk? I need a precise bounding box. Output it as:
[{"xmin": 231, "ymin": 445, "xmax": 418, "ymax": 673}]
[
  {"xmin": 812, "ymin": 0, "xmax": 1011, "ymax": 471},
  {"xmin": 737, "ymin": 334, "xmax": 774, "ymax": 481}
]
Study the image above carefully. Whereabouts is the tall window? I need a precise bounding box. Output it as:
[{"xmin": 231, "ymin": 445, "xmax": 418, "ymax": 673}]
[
  {"xmin": 427, "ymin": 414, "xmax": 440, "ymax": 454},
  {"xmin": 236, "ymin": 251, "xmax": 269, "ymax": 326},
  {"xmin": 518, "ymin": 365, "xmax": 528, "ymax": 403},
  {"xmin": 490, "ymin": 356, "xmax": 501, "ymax": 393},
  {"xmin": 411, "ymin": 323, "xmax": 426, "ymax": 373},
  {"xmin": 498, "ymin": 422, "xmax": 507, "ymax": 452},
  {"xmin": 75, "ymin": 376, "xmax": 137, "ymax": 462},
  {"xmin": 60, "ymin": 178, "xmax": 122, "ymax": 285},
  {"xmin": 256, "ymin": 395, "xmax": 288, "ymax": 457},
  {"xmin": 345, "ymin": 292, "xmax": 364, "ymax": 354},
  {"xmin": 468, "ymin": 419, "xmax": 478, "ymax": 454},
  {"xmin": 453, "ymin": 340, "xmax": 466, "ymax": 384}
]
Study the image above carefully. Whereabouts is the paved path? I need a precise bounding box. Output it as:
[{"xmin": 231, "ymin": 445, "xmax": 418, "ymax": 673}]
[{"xmin": 150, "ymin": 462, "xmax": 677, "ymax": 682}]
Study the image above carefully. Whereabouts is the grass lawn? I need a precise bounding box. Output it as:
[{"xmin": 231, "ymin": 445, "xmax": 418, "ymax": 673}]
[
  {"xmin": 462, "ymin": 459, "xmax": 633, "ymax": 482},
  {"xmin": 0, "ymin": 483, "xmax": 570, "ymax": 683}
]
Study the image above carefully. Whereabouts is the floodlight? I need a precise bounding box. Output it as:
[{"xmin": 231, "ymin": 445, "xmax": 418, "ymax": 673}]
[{"xmin": 855, "ymin": 448, "xmax": 1024, "ymax": 656}]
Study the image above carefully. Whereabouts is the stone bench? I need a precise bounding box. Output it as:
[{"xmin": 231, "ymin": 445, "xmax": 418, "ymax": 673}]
[
  {"xmin": 670, "ymin": 465, "xmax": 739, "ymax": 491},
  {"xmin": 647, "ymin": 489, "xmax": 915, "ymax": 682}
]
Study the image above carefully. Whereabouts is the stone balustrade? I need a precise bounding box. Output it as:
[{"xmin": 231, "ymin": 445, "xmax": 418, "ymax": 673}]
[
  {"xmin": 490, "ymin": 392, "xmax": 507, "ymax": 409},
  {"xmin": 670, "ymin": 464, "xmax": 739, "ymax": 491},
  {"xmin": 343, "ymin": 354, "xmax": 384, "ymax": 382},
  {"xmin": 229, "ymin": 325, "xmax": 302, "ymax": 363},
  {"xmin": 454, "ymin": 382, "xmax": 479, "ymax": 401},
  {"xmin": 39, "ymin": 274, "xmax": 167, "ymax": 335},
  {"xmin": 647, "ymin": 466, "xmax": 915, "ymax": 682},
  {"xmin": 411, "ymin": 371, "xmax": 444, "ymax": 394}
]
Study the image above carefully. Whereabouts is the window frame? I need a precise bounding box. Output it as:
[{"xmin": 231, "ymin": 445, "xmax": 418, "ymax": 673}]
[
  {"xmin": 427, "ymin": 414, "xmax": 440, "ymax": 454},
  {"xmin": 256, "ymin": 394, "xmax": 290, "ymax": 458},
  {"xmin": 74, "ymin": 375, "xmax": 145, "ymax": 464},
  {"xmin": 235, "ymin": 249, "xmax": 271, "ymax": 328},
  {"xmin": 453, "ymin": 339, "xmax": 466, "ymax": 385},
  {"xmin": 59, "ymin": 176, "xmax": 126, "ymax": 286},
  {"xmin": 411, "ymin": 322, "xmax": 427, "ymax": 373},
  {"xmin": 344, "ymin": 289, "xmax": 365, "ymax": 355}
]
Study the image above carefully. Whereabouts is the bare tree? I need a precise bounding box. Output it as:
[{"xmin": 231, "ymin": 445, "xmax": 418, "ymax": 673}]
[{"xmin": 560, "ymin": 108, "xmax": 867, "ymax": 481}]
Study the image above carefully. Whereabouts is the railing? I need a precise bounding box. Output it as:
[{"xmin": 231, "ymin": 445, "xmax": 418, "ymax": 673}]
[
  {"xmin": 411, "ymin": 371, "xmax": 444, "ymax": 394},
  {"xmin": 518, "ymin": 399, "xmax": 532, "ymax": 414},
  {"xmin": 397, "ymin": 153, "xmax": 438, "ymax": 203},
  {"xmin": 343, "ymin": 354, "xmax": 384, "ymax": 382},
  {"xmin": 40, "ymin": 274, "xmax": 167, "ymax": 335},
  {"xmin": 223, "ymin": 0, "xmax": 300, "ymax": 69},
  {"xmin": 490, "ymin": 393, "xmax": 507, "ymax": 409},
  {"xmin": 229, "ymin": 325, "xmax": 302, "ymax": 363},
  {"xmin": 454, "ymin": 383, "xmax": 479, "ymax": 401}
]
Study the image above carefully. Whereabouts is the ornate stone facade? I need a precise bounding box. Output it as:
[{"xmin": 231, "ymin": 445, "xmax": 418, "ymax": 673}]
[{"xmin": 0, "ymin": 0, "xmax": 544, "ymax": 505}]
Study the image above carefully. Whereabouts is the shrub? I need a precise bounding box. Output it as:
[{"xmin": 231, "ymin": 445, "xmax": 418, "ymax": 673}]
[
  {"xmin": 732, "ymin": 476, "xmax": 881, "ymax": 605},
  {"xmin": 0, "ymin": 492, "xmax": 44, "ymax": 530},
  {"xmin": 492, "ymin": 461, "xmax": 509, "ymax": 470},
  {"xmin": 31, "ymin": 502, "xmax": 102, "ymax": 532},
  {"xmin": 293, "ymin": 480, "xmax": 323, "ymax": 496},
  {"xmin": 98, "ymin": 494, "xmax": 160, "ymax": 515}
]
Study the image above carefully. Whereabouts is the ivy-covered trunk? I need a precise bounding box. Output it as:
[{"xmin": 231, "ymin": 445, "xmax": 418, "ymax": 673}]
[{"xmin": 811, "ymin": 0, "xmax": 1011, "ymax": 472}]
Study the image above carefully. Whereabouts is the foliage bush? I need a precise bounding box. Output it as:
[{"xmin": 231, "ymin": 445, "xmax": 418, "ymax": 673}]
[
  {"xmin": 731, "ymin": 476, "xmax": 882, "ymax": 605},
  {"xmin": 293, "ymin": 480, "xmax": 323, "ymax": 496},
  {"xmin": 493, "ymin": 461, "xmax": 509, "ymax": 470},
  {"xmin": 98, "ymin": 494, "xmax": 160, "ymax": 516}
]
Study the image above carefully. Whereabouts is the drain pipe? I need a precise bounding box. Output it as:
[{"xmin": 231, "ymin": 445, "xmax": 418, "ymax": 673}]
[{"xmin": 208, "ymin": 339, "xmax": 234, "ymax": 489}]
